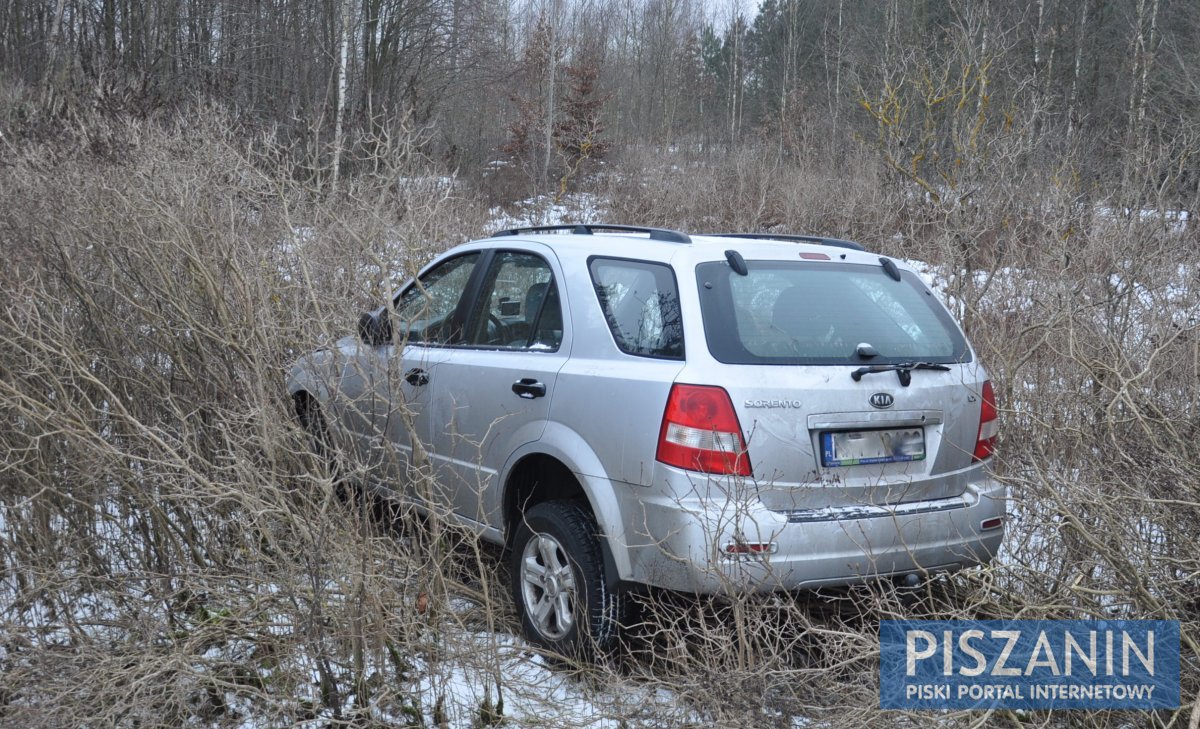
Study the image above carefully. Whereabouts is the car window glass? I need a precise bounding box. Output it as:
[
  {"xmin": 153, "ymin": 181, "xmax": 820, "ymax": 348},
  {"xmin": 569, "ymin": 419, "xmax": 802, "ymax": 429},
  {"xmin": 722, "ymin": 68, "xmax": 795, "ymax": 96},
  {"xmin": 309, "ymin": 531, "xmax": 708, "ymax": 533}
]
[
  {"xmin": 394, "ymin": 252, "xmax": 480, "ymax": 344},
  {"xmin": 589, "ymin": 258, "xmax": 683, "ymax": 359},
  {"xmin": 466, "ymin": 251, "xmax": 563, "ymax": 351},
  {"xmin": 698, "ymin": 260, "xmax": 967, "ymax": 365}
]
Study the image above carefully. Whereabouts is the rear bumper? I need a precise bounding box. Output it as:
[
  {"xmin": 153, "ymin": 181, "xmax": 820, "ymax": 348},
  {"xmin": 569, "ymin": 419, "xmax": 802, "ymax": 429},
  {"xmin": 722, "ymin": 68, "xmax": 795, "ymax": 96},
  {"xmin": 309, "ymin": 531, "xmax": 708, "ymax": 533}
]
[{"xmin": 616, "ymin": 470, "xmax": 1006, "ymax": 594}]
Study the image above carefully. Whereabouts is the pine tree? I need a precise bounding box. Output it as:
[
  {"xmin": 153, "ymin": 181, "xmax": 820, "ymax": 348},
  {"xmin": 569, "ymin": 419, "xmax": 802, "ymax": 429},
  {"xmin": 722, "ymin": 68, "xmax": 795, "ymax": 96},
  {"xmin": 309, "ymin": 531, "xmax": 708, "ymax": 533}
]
[{"xmin": 553, "ymin": 59, "xmax": 609, "ymax": 197}]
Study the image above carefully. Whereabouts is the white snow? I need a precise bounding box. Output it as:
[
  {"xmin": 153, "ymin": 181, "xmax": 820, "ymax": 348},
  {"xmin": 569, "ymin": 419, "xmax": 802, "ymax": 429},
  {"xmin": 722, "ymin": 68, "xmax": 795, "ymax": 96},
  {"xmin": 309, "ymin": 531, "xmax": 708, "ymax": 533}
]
[
  {"xmin": 488, "ymin": 192, "xmax": 609, "ymax": 231},
  {"xmin": 1094, "ymin": 206, "xmax": 1190, "ymax": 233},
  {"xmin": 411, "ymin": 629, "xmax": 686, "ymax": 727}
]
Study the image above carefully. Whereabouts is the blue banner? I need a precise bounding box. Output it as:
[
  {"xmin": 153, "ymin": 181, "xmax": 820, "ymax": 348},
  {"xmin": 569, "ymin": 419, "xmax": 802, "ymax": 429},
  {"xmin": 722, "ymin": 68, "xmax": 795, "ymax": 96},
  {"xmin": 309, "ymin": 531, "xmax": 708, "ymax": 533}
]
[{"xmin": 880, "ymin": 619, "xmax": 1180, "ymax": 710}]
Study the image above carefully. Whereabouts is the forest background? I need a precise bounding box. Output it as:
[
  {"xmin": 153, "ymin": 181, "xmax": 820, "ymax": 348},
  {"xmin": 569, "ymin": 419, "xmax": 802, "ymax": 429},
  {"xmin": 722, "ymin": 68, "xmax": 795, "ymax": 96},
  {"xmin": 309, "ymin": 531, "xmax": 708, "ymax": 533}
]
[{"xmin": 1, "ymin": 0, "xmax": 1198, "ymax": 727}]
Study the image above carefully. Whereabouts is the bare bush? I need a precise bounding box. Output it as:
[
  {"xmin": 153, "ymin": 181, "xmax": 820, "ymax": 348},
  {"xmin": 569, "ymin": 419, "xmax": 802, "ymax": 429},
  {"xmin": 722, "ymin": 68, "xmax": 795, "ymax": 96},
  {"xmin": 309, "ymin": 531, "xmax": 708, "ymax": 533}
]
[
  {"xmin": 0, "ymin": 110, "xmax": 514, "ymax": 727},
  {"xmin": 1, "ymin": 97, "xmax": 1197, "ymax": 728},
  {"xmin": 600, "ymin": 143, "xmax": 897, "ymax": 241}
]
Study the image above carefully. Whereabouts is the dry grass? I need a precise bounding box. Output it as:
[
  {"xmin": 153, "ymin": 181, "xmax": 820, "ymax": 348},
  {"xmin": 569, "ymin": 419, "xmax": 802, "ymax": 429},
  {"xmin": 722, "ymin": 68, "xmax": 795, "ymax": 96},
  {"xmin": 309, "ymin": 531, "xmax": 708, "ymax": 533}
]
[{"xmin": 0, "ymin": 98, "xmax": 1197, "ymax": 727}]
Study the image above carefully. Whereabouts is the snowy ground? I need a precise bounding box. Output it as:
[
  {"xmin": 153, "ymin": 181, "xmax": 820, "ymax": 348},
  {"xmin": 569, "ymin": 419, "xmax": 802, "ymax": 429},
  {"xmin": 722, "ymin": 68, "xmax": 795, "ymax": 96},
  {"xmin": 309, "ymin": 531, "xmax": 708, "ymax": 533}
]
[
  {"xmin": 410, "ymin": 616, "xmax": 688, "ymax": 727},
  {"xmin": 488, "ymin": 192, "xmax": 610, "ymax": 231}
]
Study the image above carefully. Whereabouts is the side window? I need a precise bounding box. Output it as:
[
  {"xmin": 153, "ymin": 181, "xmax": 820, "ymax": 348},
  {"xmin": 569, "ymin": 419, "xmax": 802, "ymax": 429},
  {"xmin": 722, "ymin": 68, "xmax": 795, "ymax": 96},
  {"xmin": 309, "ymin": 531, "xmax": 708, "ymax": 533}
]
[
  {"xmin": 466, "ymin": 251, "xmax": 563, "ymax": 351},
  {"xmin": 588, "ymin": 257, "xmax": 683, "ymax": 359},
  {"xmin": 394, "ymin": 252, "xmax": 480, "ymax": 344}
]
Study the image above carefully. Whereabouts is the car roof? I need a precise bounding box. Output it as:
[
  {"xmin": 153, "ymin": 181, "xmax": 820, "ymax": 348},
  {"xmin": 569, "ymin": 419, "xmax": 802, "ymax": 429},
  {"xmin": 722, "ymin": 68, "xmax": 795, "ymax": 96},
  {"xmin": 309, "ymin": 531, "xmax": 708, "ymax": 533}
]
[{"xmin": 477, "ymin": 229, "xmax": 896, "ymax": 270}]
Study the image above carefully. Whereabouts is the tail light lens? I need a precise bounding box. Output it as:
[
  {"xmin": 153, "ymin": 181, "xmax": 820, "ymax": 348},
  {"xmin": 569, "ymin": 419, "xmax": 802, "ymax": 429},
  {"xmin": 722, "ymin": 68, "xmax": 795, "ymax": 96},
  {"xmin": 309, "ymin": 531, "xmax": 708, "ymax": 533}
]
[
  {"xmin": 656, "ymin": 384, "xmax": 752, "ymax": 476},
  {"xmin": 724, "ymin": 541, "xmax": 777, "ymax": 555},
  {"xmin": 973, "ymin": 380, "xmax": 998, "ymax": 461}
]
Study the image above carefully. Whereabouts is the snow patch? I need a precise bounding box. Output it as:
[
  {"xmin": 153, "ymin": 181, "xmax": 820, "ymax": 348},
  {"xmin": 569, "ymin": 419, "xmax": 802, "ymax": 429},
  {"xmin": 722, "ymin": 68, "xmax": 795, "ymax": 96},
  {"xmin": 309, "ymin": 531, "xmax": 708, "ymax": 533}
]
[{"xmin": 489, "ymin": 192, "xmax": 609, "ymax": 231}]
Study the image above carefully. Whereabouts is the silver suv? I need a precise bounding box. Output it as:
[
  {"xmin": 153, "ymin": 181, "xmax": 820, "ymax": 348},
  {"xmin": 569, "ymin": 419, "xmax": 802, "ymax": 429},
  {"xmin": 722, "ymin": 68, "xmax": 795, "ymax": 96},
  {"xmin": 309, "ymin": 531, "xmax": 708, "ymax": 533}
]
[{"xmin": 288, "ymin": 224, "xmax": 1004, "ymax": 652}]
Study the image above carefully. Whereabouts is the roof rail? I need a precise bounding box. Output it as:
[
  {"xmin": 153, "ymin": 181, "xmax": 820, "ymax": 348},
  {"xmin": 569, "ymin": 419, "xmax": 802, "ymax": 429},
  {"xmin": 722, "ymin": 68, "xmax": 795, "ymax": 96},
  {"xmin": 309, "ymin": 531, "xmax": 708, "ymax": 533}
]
[
  {"xmin": 710, "ymin": 233, "xmax": 867, "ymax": 252},
  {"xmin": 494, "ymin": 223, "xmax": 691, "ymax": 244}
]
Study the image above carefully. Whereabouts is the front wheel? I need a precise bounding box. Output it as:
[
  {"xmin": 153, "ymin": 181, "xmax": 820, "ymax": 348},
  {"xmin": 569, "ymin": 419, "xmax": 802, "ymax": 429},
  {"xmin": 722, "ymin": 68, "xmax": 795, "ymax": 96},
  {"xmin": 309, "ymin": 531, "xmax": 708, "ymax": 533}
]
[
  {"xmin": 295, "ymin": 394, "xmax": 351, "ymax": 501},
  {"xmin": 510, "ymin": 501, "xmax": 620, "ymax": 654}
]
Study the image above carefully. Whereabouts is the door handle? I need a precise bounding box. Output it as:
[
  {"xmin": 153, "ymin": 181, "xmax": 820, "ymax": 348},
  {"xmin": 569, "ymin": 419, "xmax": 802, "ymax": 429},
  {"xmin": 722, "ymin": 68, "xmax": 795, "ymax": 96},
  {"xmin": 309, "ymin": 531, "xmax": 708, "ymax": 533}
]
[
  {"xmin": 404, "ymin": 368, "xmax": 429, "ymax": 386},
  {"xmin": 511, "ymin": 378, "xmax": 547, "ymax": 399}
]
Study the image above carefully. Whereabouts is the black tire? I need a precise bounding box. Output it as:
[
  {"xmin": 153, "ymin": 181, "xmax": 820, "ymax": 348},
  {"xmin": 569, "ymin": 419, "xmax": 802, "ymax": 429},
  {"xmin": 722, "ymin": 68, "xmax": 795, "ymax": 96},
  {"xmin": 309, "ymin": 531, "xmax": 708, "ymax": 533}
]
[
  {"xmin": 510, "ymin": 500, "xmax": 620, "ymax": 654},
  {"xmin": 297, "ymin": 395, "xmax": 333, "ymax": 467},
  {"xmin": 296, "ymin": 395, "xmax": 351, "ymax": 501}
]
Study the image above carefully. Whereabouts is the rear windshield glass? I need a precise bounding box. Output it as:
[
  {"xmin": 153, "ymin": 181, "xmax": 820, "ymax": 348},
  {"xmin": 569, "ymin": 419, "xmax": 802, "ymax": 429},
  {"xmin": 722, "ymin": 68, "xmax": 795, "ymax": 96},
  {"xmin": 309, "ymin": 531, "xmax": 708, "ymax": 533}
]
[{"xmin": 696, "ymin": 260, "xmax": 970, "ymax": 365}]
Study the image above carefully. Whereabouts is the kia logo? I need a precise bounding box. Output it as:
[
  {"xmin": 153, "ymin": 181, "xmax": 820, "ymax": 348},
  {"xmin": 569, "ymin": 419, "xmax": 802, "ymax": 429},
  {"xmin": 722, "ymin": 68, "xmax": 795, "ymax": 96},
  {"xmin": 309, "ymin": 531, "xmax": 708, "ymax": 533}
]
[{"xmin": 870, "ymin": 393, "xmax": 894, "ymax": 409}]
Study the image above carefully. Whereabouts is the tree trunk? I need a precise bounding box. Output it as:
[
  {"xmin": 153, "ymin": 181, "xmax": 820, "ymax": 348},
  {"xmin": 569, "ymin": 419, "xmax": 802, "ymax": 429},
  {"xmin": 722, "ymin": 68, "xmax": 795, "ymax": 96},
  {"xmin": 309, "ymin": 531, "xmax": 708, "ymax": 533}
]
[
  {"xmin": 1136, "ymin": 0, "xmax": 1160, "ymax": 132},
  {"xmin": 331, "ymin": 0, "xmax": 353, "ymax": 193},
  {"xmin": 1066, "ymin": 0, "xmax": 1088, "ymax": 143},
  {"xmin": 41, "ymin": 0, "xmax": 68, "ymax": 95},
  {"xmin": 542, "ymin": 6, "xmax": 558, "ymax": 191}
]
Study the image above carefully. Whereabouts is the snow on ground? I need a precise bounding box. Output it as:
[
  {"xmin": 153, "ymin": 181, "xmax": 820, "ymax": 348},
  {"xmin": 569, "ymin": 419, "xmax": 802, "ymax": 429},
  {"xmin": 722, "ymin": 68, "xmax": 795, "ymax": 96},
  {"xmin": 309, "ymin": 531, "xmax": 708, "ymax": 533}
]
[
  {"xmin": 901, "ymin": 258, "xmax": 950, "ymax": 304},
  {"xmin": 0, "ymin": 489, "xmax": 693, "ymax": 728},
  {"xmin": 489, "ymin": 192, "xmax": 609, "ymax": 231},
  {"xmin": 1094, "ymin": 206, "xmax": 1190, "ymax": 233},
  {"xmin": 412, "ymin": 628, "xmax": 687, "ymax": 727}
]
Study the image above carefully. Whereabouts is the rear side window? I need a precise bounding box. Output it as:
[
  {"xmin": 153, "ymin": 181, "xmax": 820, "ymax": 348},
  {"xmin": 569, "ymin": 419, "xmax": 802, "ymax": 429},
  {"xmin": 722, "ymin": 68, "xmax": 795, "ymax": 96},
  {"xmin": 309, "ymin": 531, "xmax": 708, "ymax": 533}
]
[
  {"xmin": 589, "ymin": 257, "xmax": 683, "ymax": 359},
  {"xmin": 696, "ymin": 260, "xmax": 969, "ymax": 365}
]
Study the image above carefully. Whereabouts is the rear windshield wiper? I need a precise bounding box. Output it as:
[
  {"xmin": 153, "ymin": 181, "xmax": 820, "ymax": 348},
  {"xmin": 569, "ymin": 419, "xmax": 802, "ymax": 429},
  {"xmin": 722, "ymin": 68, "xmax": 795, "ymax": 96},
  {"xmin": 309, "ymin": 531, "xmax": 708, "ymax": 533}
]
[{"xmin": 851, "ymin": 362, "xmax": 951, "ymax": 387}]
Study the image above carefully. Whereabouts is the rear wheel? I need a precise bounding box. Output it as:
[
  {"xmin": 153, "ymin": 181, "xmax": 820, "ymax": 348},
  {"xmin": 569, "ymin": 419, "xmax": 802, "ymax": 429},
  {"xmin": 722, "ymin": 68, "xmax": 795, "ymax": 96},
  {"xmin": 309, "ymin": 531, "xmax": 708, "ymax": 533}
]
[{"xmin": 510, "ymin": 501, "xmax": 620, "ymax": 654}]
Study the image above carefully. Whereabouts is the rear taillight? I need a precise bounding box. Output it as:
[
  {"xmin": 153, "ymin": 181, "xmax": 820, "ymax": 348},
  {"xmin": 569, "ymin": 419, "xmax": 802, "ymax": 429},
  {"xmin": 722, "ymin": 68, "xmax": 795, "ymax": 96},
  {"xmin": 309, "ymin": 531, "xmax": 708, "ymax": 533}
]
[
  {"xmin": 656, "ymin": 384, "xmax": 752, "ymax": 477},
  {"xmin": 973, "ymin": 380, "xmax": 998, "ymax": 461},
  {"xmin": 724, "ymin": 541, "xmax": 777, "ymax": 555}
]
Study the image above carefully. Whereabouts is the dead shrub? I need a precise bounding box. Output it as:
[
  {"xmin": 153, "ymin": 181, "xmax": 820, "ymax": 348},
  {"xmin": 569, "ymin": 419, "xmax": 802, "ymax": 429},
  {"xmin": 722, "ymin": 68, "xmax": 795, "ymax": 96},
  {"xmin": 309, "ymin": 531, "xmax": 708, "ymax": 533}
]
[{"xmin": 0, "ymin": 104, "xmax": 1197, "ymax": 728}]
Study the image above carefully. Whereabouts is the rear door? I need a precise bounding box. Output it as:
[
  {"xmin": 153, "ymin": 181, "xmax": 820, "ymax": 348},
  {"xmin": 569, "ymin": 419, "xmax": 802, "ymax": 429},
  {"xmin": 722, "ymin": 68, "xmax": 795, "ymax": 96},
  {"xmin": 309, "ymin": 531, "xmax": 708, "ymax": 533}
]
[
  {"xmin": 693, "ymin": 258, "xmax": 986, "ymax": 511},
  {"xmin": 425, "ymin": 247, "xmax": 570, "ymax": 527}
]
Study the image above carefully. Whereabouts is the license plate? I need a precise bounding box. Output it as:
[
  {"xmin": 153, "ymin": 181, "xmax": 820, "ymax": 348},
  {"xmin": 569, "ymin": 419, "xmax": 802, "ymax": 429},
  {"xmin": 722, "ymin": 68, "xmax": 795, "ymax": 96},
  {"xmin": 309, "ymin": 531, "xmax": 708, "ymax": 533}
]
[{"xmin": 821, "ymin": 428, "xmax": 925, "ymax": 467}]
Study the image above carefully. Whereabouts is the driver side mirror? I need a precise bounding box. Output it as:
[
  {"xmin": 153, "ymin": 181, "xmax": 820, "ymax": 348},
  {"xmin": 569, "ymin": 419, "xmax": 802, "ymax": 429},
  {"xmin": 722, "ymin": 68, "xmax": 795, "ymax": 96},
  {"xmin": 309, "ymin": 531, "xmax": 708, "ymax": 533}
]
[{"xmin": 357, "ymin": 309, "xmax": 392, "ymax": 346}]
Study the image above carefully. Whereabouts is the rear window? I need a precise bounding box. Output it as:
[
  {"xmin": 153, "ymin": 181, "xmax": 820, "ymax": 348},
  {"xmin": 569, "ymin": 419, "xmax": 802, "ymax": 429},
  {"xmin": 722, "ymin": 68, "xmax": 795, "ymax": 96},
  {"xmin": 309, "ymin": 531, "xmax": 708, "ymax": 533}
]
[
  {"xmin": 696, "ymin": 260, "xmax": 970, "ymax": 365},
  {"xmin": 589, "ymin": 257, "xmax": 683, "ymax": 359}
]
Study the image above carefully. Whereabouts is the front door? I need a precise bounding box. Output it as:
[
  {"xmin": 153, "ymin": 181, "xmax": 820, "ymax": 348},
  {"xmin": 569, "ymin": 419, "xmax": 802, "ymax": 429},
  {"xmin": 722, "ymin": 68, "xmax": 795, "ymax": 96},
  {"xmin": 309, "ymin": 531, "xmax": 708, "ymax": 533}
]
[
  {"xmin": 426, "ymin": 248, "xmax": 570, "ymax": 527},
  {"xmin": 383, "ymin": 251, "xmax": 482, "ymax": 497}
]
